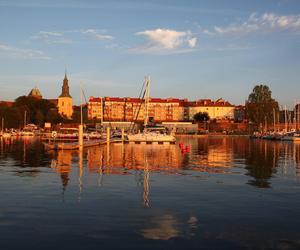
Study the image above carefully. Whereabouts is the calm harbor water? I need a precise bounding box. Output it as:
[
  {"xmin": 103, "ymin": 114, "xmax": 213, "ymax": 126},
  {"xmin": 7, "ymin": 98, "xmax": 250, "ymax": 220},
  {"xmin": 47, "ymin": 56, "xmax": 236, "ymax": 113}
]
[{"xmin": 0, "ymin": 136, "xmax": 300, "ymax": 249}]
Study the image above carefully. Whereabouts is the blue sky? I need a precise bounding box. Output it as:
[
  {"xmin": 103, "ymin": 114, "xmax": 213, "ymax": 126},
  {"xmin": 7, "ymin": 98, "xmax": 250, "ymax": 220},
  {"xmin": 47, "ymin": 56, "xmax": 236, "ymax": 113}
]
[{"xmin": 0, "ymin": 0, "xmax": 299, "ymax": 107}]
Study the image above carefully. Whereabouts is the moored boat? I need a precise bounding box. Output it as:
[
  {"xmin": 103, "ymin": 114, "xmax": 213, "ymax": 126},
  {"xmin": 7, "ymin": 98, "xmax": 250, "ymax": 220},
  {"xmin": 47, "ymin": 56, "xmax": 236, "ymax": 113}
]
[
  {"xmin": 127, "ymin": 126, "xmax": 175, "ymax": 143},
  {"xmin": 127, "ymin": 76, "xmax": 176, "ymax": 143}
]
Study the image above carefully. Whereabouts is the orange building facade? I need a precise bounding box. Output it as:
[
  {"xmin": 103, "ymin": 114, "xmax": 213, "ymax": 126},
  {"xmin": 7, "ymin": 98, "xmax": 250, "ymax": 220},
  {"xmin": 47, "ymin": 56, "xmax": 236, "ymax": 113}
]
[{"xmin": 88, "ymin": 96, "xmax": 236, "ymax": 122}]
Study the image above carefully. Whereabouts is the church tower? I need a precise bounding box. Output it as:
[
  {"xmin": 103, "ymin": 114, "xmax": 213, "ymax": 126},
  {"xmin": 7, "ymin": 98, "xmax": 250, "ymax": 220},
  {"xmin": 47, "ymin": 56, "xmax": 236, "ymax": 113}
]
[{"xmin": 58, "ymin": 72, "xmax": 73, "ymax": 119}]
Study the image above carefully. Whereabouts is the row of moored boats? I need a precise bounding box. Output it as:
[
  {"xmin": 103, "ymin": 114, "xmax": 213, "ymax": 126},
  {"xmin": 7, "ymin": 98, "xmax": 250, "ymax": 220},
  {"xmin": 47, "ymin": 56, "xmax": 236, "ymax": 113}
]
[{"xmin": 251, "ymin": 130, "xmax": 300, "ymax": 141}]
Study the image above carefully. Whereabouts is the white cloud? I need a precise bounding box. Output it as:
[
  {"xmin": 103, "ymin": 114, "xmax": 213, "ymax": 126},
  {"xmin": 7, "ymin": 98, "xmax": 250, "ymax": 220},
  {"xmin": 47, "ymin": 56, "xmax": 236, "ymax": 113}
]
[
  {"xmin": 80, "ymin": 29, "xmax": 114, "ymax": 40},
  {"xmin": 31, "ymin": 29, "xmax": 114, "ymax": 45},
  {"xmin": 210, "ymin": 12, "xmax": 300, "ymax": 36},
  {"xmin": 134, "ymin": 28, "xmax": 197, "ymax": 53},
  {"xmin": 188, "ymin": 37, "xmax": 197, "ymax": 48},
  {"xmin": 31, "ymin": 31, "xmax": 72, "ymax": 44},
  {"xmin": 0, "ymin": 43, "xmax": 50, "ymax": 60}
]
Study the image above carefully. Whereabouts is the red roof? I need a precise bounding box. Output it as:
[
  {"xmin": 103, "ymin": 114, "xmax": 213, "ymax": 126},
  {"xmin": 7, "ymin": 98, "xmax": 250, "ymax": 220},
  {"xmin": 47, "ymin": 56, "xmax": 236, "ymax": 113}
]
[{"xmin": 0, "ymin": 101, "xmax": 14, "ymax": 107}]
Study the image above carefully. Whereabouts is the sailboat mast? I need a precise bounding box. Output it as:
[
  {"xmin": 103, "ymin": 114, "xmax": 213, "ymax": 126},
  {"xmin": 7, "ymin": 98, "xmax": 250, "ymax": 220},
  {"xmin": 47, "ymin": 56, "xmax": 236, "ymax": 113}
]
[
  {"xmin": 284, "ymin": 105, "xmax": 288, "ymax": 132},
  {"xmin": 24, "ymin": 110, "xmax": 27, "ymax": 128},
  {"xmin": 79, "ymin": 82, "xmax": 84, "ymax": 126},
  {"xmin": 144, "ymin": 76, "xmax": 150, "ymax": 127},
  {"xmin": 273, "ymin": 108, "xmax": 276, "ymax": 131},
  {"xmin": 79, "ymin": 82, "xmax": 84, "ymax": 149}
]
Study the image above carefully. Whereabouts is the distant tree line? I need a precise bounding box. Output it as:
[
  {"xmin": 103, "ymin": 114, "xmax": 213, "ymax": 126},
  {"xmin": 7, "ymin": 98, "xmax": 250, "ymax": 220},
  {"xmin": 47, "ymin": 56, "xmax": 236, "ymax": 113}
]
[{"xmin": 0, "ymin": 96, "xmax": 90, "ymax": 129}]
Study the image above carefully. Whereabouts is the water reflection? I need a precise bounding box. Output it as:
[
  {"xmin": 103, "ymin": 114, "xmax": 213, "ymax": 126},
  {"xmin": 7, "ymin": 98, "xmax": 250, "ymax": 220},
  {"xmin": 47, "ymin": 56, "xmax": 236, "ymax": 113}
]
[
  {"xmin": 142, "ymin": 214, "xmax": 198, "ymax": 240},
  {"xmin": 1, "ymin": 137, "xmax": 300, "ymax": 248},
  {"xmin": 1, "ymin": 136, "xmax": 300, "ymax": 190},
  {"xmin": 38, "ymin": 137, "xmax": 300, "ymax": 210},
  {"xmin": 0, "ymin": 137, "xmax": 47, "ymax": 177}
]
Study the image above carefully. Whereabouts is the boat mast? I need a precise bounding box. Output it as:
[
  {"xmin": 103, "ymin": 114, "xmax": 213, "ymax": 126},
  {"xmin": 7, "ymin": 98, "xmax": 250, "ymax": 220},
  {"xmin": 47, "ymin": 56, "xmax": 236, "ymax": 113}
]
[
  {"xmin": 100, "ymin": 96, "xmax": 103, "ymax": 124},
  {"xmin": 273, "ymin": 108, "xmax": 276, "ymax": 132},
  {"xmin": 24, "ymin": 110, "xmax": 27, "ymax": 128},
  {"xmin": 284, "ymin": 105, "xmax": 288, "ymax": 132},
  {"xmin": 1, "ymin": 117, "xmax": 3, "ymax": 133},
  {"xmin": 144, "ymin": 76, "xmax": 150, "ymax": 127},
  {"xmin": 78, "ymin": 82, "xmax": 84, "ymax": 149}
]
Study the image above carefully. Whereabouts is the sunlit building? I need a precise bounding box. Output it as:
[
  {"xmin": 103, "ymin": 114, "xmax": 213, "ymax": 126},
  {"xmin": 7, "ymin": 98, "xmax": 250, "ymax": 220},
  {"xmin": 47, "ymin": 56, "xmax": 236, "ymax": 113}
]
[
  {"xmin": 88, "ymin": 96, "xmax": 189, "ymax": 122},
  {"xmin": 88, "ymin": 96, "xmax": 235, "ymax": 122},
  {"xmin": 188, "ymin": 98, "xmax": 235, "ymax": 120},
  {"xmin": 57, "ymin": 73, "xmax": 73, "ymax": 119}
]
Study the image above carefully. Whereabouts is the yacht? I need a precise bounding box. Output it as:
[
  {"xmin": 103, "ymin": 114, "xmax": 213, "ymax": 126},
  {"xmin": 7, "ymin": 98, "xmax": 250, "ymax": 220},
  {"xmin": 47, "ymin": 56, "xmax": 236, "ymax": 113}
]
[
  {"xmin": 127, "ymin": 76, "xmax": 176, "ymax": 143},
  {"xmin": 127, "ymin": 126, "xmax": 176, "ymax": 143}
]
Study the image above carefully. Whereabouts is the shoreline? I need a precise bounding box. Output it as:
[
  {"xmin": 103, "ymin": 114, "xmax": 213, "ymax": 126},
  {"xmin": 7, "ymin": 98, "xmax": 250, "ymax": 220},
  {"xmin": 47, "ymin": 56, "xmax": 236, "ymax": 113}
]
[{"xmin": 175, "ymin": 134, "xmax": 250, "ymax": 138}]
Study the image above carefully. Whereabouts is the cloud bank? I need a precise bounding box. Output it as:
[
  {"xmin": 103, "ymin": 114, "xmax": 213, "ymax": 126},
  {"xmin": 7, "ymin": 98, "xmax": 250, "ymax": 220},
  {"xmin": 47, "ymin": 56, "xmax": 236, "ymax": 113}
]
[
  {"xmin": 31, "ymin": 31, "xmax": 72, "ymax": 44},
  {"xmin": 0, "ymin": 43, "xmax": 50, "ymax": 60},
  {"xmin": 80, "ymin": 29, "xmax": 113, "ymax": 40},
  {"xmin": 206, "ymin": 12, "xmax": 300, "ymax": 36}
]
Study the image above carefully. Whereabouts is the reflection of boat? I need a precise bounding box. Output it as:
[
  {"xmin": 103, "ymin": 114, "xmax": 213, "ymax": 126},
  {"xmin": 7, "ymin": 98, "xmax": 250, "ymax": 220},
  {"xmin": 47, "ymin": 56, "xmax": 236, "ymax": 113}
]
[{"xmin": 56, "ymin": 140, "xmax": 103, "ymax": 150}]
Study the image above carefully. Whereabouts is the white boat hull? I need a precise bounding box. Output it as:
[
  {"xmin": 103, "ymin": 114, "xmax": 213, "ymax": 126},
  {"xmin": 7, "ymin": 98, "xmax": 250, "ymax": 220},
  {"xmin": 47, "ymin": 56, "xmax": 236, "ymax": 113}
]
[{"xmin": 127, "ymin": 133, "xmax": 176, "ymax": 142}]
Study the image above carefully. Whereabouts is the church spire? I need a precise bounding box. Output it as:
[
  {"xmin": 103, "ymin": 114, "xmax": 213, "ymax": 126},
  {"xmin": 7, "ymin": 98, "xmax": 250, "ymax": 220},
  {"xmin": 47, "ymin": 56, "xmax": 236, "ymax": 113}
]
[{"xmin": 59, "ymin": 72, "xmax": 72, "ymax": 98}]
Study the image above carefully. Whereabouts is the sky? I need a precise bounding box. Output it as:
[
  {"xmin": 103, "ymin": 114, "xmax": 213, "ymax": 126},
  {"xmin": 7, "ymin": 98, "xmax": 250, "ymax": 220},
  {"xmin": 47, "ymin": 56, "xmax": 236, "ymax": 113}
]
[{"xmin": 0, "ymin": 0, "xmax": 299, "ymax": 107}]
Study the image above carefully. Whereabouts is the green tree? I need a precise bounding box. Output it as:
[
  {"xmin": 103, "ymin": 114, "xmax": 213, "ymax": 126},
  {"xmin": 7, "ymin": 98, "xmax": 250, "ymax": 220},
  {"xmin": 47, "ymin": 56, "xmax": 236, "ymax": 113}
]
[
  {"xmin": 0, "ymin": 106, "xmax": 23, "ymax": 129},
  {"xmin": 35, "ymin": 109, "xmax": 44, "ymax": 126},
  {"xmin": 246, "ymin": 85, "xmax": 279, "ymax": 125},
  {"xmin": 13, "ymin": 96, "xmax": 63, "ymax": 127},
  {"xmin": 193, "ymin": 112, "xmax": 210, "ymax": 122},
  {"xmin": 46, "ymin": 108, "xmax": 63, "ymax": 124},
  {"xmin": 71, "ymin": 106, "xmax": 88, "ymax": 124}
]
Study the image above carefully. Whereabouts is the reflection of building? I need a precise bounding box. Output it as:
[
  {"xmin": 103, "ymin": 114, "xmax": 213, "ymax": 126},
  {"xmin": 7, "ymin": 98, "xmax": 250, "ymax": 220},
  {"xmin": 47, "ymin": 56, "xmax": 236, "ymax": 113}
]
[
  {"xmin": 58, "ymin": 73, "xmax": 73, "ymax": 119},
  {"xmin": 86, "ymin": 144, "xmax": 182, "ymax": 173},
  {"xmin": 50, "ymin": 150, "xmax": 73, "ymax": 190},
  {"xmin": 88, "ymin": 96, "xmax": 236, "ymax": 122},
  {"xmin": 142, "ymin": 214, "xmax": 198, "ymax": 240}
]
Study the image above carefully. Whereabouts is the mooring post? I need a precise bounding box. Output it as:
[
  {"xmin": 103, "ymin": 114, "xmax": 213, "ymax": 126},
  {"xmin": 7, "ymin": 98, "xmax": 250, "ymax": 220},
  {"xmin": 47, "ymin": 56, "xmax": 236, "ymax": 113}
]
[
  {"xmin": 107, "ymin": 127, "xmax": 110, "ymax": 144},
  {"xmin": 121, "ymin": 128, "xmax": 125, "ymax": 142},
  {"xmin": 79, "ymin": 124, "xmax": 83, "ymax": 151}
]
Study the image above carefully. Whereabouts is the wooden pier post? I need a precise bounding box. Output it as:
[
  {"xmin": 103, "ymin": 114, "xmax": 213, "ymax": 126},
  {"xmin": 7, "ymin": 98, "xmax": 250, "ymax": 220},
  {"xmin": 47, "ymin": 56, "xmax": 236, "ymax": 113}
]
[
  {"xmin": 121, "ymin": 128, "xmax": 125, "ymax": 142},
  {"xmin": 107, "ymin": 127, "xmax": 110, "ymax": 144},
  {"xmin": 78, "ymin": 124, "xmax": 83, "ymax": 150}
]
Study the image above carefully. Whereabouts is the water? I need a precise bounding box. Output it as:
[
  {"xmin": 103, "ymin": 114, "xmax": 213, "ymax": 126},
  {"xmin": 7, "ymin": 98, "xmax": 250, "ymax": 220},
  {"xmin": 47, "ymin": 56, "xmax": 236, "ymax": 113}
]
[{"xmin": 0, "ymin": 136, "xmax": 300, "ymax": 249}]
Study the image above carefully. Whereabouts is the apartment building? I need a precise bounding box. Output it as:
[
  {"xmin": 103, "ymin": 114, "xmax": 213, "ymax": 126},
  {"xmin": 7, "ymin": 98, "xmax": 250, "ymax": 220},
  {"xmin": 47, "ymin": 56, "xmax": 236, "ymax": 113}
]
[{"xmin": 88, "ymin": 96, "xmax": 235, "ymax": 122}]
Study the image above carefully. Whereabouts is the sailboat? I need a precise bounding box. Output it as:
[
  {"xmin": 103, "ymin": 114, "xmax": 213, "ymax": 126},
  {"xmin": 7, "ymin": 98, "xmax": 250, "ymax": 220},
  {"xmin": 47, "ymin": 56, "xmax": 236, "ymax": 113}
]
[{"xmin": 127, "ymin": 76, "xmax": 176, "ymax": 143}]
